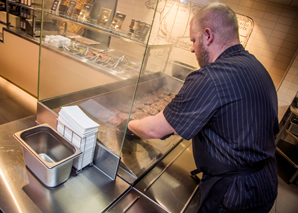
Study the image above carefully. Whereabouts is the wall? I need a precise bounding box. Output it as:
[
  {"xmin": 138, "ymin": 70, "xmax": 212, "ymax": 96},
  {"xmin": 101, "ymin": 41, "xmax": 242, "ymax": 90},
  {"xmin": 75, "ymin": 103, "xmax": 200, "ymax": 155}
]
[
  {"xmin": 0, "ymin": 30, "xmax": 39, "ymax": 97},
  {"xmin": 208, "ymin": 0, "xmax": 298, "ymax": 121},
  {"xmin": 226, "ymin": 0, "xmax": 298, "ymax": 89},
  {"xmin": 114, "ymin": 0, "xmax": 298, "ymax": 89}
]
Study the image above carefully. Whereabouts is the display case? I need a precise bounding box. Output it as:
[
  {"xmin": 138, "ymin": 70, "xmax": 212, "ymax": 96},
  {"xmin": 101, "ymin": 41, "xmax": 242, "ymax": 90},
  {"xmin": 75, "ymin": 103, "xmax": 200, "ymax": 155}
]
[
  {"xmin": 4, "ymin": 0, "xmax": 178, "ymax": 182},
  {"xmin": 4, "ymin": 0, "xmax": 208, "ymax": 185},
  {"xmin": 6, "ymin": 0, "xmax": 172, "ymax": 83},
  {"xmin": 1, "ymin": 1, "xmax": 203, "ymax": 212}
]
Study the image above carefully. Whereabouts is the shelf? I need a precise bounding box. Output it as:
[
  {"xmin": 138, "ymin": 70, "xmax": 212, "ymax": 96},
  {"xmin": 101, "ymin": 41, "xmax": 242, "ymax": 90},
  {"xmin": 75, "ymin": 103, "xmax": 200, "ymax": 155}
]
[
  {"xmin": 8, "ymin": 1, "xmax": 42, "ymax": 11},
  {"xmin": 7, "ymin": 1, "xmax": 173, "ymax": 48},
  {"xmin": 8, "ymin": 0, "xmax": 150, "ymax": 46},
  {"xmin": 289, "ymin": 121, "xmax": 298, "ymax": 136},
  {"xmin": 53, "ymin": 13, "xmax": 147, "ymax": 45},
  {"xmin": 277, "ymin": 139, "xmax": 298, "ymax": 168}
]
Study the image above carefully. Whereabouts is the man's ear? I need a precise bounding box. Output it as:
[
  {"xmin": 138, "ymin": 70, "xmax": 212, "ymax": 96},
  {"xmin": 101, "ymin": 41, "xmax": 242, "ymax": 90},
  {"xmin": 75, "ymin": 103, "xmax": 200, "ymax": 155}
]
[{"xmin": 204, "ymin": 28, "xmax": 214, "ymax": 46}]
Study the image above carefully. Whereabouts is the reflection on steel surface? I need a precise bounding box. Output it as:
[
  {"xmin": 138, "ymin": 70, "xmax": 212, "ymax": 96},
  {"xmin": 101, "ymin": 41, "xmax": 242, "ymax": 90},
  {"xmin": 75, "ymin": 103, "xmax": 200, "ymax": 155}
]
[
  {"xmin": 143, "ymin": 141, "xmax": 190, "ymax": 192},
  {"xmin": 0, "ymin": 168, "xmax": 23, "ymax": 213},
  {"xmin": 123, "ymin": 196, "xmax": 140, "ymax": 213},
  {"xmin": 135, "ymin": 140, "xmax": 200, "ymax": 213}
]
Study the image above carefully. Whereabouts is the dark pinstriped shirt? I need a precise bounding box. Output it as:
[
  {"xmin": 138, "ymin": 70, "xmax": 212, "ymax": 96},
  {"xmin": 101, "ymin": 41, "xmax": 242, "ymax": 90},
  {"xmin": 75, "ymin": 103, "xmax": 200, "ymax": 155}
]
[{"xmin": 164, "ymin": 44, "xmax": 279, "ymax": 211}]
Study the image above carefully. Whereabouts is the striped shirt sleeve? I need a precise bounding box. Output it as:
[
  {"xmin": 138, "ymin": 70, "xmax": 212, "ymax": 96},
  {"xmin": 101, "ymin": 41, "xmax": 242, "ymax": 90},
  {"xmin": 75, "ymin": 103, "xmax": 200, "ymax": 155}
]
[{"xmin": 164, "ymin": 69, "xmax": 219, "ymax": 140}]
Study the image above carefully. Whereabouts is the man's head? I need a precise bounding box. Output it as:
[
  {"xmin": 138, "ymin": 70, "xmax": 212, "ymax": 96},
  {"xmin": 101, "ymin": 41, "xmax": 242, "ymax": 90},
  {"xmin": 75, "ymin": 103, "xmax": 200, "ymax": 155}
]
[{"xmin": 190, "ymin": 3, "xmax": 240, "ymax": 67}]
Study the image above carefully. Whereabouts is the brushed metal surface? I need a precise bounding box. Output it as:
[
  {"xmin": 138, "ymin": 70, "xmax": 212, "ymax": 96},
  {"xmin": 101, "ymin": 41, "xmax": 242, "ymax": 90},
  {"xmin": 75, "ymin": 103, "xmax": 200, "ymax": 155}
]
[
  {"xmin": 36, "ymin": 101, "xmax": 58, "ymax": 128},
  {"xmin": 93, "ymin": 142, "xmax": 120, "ymax": 180},
  {"xmin": 107, "ymin": 188, "xmax": 169, "ymax": 213},
  {"xmin": 0, "ymin": 116, "xmax": 130, "ymax": 213},
  {"xmin": 14, "ymin": 124, "xmax": 82, "ymax": 187},
  {"xmin": 135, "ymin": 140, "xmax": 200, "ymax": 213}
]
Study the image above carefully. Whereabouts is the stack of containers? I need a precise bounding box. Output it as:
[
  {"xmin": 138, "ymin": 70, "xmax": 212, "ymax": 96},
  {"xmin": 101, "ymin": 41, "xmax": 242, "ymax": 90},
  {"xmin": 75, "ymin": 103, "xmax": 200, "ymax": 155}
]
[{"xmin": 57, "ymin": 106, "xmax": 99, "ymax": 173}]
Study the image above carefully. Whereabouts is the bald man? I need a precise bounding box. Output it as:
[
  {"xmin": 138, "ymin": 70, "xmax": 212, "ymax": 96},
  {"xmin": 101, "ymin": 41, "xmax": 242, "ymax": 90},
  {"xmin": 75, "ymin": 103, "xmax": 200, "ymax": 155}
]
[{"xmin": 128, "ymin": 3, "xmax": 278, "ymax": 212}]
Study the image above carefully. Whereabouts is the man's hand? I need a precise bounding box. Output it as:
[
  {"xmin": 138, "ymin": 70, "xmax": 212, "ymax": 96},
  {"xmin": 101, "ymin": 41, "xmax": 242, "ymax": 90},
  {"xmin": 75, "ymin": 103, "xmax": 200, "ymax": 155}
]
[
  {"xmin": 116, "ymin": 119, "xmax": 141, "ymax": 140},
  {"xmin": 128, "ymin": 110, "xmax": 176, "ymax": 139}
]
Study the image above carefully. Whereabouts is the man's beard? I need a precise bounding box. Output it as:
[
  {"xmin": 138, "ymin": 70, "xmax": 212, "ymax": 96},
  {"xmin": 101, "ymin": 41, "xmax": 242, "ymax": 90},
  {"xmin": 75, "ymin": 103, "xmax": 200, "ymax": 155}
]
[{"xmin": 197, "ymin": 37, "xmax": 210, "ymax": 67}]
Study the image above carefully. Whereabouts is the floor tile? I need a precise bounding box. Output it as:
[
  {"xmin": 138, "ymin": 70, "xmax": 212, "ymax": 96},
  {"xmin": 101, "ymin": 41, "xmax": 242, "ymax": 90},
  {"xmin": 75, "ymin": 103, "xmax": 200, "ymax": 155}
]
[
  {"xmin": 269, "ymin": 202, "xmax": 277, "ymax": 213},
  {"xmin": 275, "ymin": 177, "xmax": 298, "ymax": 213},
  {"xmin": 275, "ymin": 154, "xmax": 298, "ymax": 213}
]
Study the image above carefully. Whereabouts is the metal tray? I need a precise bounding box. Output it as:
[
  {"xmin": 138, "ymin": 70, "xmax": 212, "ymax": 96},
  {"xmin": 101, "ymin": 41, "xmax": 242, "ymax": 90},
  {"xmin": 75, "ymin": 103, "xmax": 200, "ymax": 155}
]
[{"xmin": 14, "ymin": 124, "xmax": 82, "ymax": 187}]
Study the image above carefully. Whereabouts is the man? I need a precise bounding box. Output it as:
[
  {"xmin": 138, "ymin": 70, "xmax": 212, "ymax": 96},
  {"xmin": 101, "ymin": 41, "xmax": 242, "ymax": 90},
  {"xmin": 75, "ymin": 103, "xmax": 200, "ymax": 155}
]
[{"xmin": 128, "ymin": 2, "xmax": 278, "ymax": 213}]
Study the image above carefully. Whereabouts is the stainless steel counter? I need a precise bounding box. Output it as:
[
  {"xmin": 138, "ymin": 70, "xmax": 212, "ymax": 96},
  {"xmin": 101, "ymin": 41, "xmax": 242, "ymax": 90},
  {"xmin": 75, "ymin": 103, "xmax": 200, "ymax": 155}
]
[
  {"xmin": 106, "ymin": 140, "xmax": 200, "ymax": 213},
  {"xmin": 0, "ymin": 115, "xmax": 200, "ymax": 213},
  {"xmin": 0, "ymin": 116, "xmax": 201, "ymax": 213},
  {"xmin": 134, "ymin": 140, "xmax": 200, "ymax": 213},
  {"xmin": 0, "ymin": 116, "xmax": 130, "ymax": 213},
  {"xmin": 0, "ymin": 26, "xmax": 200, "ymax": 213}
]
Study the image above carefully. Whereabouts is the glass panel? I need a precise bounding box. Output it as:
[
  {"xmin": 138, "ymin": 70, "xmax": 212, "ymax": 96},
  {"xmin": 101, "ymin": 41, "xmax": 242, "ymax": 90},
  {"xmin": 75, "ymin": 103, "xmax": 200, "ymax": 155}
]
[
  {"xmin": 118, "ymin": 1, "xmax": 184, "ymax": 178},
  {"xmin": 37, "ymin": 0, "xmax": 162, "ymax": 165},
  {"xmin": 34, "ymin": 0, "xmax": 186, "ymax": 180},
  {"xmin": 3, "ymin": 0, "xmax": 192, "ymax": 179}
]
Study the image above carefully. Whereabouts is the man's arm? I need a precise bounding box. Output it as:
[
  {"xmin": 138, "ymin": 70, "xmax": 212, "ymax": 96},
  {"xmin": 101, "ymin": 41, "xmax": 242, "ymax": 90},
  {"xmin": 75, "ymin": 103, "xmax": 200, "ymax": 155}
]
[{"xmin": 128, "ymin": 110, "xmax": 176, "ymax": 139}]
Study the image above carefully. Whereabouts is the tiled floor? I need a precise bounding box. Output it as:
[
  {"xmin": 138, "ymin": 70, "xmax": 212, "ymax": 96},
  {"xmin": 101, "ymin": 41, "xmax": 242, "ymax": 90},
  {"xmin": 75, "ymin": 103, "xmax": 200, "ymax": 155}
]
[
  {"xmin": 271, "ymin": 154, "xmax": 298, "ymax": 213},
  {"xmin": 0, "ymin": 80, "xmax": 297, "ymax": 212}
]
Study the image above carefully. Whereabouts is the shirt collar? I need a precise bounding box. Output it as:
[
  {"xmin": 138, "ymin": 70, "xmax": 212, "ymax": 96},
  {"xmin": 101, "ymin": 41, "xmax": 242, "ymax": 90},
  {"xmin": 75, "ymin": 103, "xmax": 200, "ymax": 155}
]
[{"xmin": 216, "ymin": 44, "xmax": 244, "ymax": 61}]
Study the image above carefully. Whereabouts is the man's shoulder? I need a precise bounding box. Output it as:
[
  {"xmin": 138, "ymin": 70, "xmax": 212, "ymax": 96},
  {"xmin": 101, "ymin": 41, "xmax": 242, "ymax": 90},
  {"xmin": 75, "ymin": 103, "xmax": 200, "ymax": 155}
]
[{"xmin": 185, "ymin": 66, "xmax": 214, "ymax": 82}]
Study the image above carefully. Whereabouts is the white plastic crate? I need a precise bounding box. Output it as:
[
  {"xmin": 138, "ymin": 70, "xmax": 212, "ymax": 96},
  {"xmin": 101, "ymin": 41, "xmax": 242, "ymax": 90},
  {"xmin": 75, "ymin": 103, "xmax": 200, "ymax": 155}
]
[{"xmin": 57, "ymin": 120, "xmax": 98, "ymax": 173}]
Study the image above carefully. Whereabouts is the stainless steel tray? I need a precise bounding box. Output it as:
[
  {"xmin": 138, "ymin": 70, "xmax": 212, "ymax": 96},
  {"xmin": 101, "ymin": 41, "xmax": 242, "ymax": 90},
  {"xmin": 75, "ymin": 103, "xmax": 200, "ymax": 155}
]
[{"xmin": 14, "ymin": 123, "xmax": 82, "ymax": 187}]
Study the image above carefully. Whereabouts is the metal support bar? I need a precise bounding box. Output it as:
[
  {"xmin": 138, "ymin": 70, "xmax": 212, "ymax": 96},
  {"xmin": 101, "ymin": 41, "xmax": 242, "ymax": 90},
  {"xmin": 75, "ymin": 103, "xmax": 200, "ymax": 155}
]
[
  {"xmin": 6, "ymin": 0, "xmax": 10, "ymax": 29},
  {"xmin": 180, "ymin": 184, "xmax": 200, "ymax": 213},
  {"xmin": 32, "ymin": 14, "xmax": 36, "ymax": 38},
  {"xmin": 289, "ymin": 169, "xmax": 298, "ymax": 183}
]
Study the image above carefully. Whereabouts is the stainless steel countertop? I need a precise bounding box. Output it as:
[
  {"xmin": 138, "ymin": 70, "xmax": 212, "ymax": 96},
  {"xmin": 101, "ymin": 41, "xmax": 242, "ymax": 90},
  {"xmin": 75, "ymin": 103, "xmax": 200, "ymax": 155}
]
[
  {"xmin": 135, "ymin": 140, "xmax": 200, "ymax": 213},
  {"xmin": 0, "ymin": 116, "xmax": 130, "ymax": 213}
]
